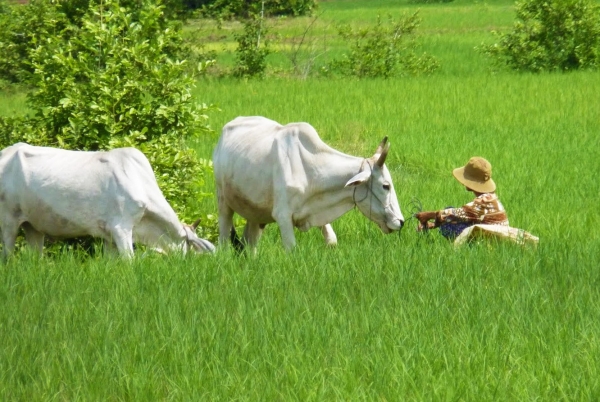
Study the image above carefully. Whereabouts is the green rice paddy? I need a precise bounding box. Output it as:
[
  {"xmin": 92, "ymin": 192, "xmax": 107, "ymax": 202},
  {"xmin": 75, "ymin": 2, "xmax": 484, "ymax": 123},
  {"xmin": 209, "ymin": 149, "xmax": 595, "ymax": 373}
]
[{"xmin": 1, "ymin": 0, "xmax": 599, "ymax": 399}]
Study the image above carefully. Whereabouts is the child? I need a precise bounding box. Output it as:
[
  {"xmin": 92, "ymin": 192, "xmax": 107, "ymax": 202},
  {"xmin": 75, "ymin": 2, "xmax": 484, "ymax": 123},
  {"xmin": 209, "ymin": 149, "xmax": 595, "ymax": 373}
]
[{"xmin": 415, "ymin": 157, "xmax": 509, "ymax": 240}]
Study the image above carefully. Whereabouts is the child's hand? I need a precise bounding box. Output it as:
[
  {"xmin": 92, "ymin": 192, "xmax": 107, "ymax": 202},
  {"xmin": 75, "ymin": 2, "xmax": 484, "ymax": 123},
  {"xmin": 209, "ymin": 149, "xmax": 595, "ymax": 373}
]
[
  {"xmin": 417, "ymin": 221, "xmax": 435, "ymax": 232},
  {"xmin": 415, "ymin": 211, "xmax": 438, "ymax": 232},
  {"xmin": 415, "ymin": 211, "xmax": 435, "ymax": 224}
]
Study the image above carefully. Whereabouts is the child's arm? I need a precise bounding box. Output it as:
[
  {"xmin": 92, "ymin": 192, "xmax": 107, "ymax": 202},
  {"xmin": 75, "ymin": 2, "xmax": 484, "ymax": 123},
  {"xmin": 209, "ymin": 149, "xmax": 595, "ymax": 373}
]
[{"xmin": 415, "ymin": 211, "xmax": 441, "ymax": 230}]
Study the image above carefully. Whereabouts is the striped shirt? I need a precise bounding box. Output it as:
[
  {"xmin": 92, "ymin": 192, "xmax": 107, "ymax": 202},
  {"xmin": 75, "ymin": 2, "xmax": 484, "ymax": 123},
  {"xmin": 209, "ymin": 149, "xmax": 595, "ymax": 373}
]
[{"xmin": 438, "ymin": 193, "xmax": 509, "ymax": 226}]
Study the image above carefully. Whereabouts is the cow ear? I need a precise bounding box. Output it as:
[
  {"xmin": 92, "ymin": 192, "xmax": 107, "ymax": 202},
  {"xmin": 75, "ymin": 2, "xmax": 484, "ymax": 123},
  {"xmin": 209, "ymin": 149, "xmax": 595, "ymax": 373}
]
[
  {"xmin": 188, "ymin": 237, "xmax": 216, "ymax": 254},
  {"xmin": 345, "ymin": 170, "xmax": 371, "ymax": 187}
]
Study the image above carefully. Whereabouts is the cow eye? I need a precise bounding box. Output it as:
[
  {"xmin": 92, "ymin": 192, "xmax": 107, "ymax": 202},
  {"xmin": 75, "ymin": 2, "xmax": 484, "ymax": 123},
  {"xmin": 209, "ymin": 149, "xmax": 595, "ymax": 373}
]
[{"xmin": 383, "ymin": 183, "xmax": 390, "ymax": 191}]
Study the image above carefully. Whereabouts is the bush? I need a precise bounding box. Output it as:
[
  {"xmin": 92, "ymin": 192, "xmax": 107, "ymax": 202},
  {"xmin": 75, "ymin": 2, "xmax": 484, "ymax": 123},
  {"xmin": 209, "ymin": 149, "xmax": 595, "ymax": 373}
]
[
  {"xmin": 0, "ymin": 0, "xmax": 217, "ymax": 244},
  {"xmin": 481, "ymin": 0, "xmax": 600, "ymax": 72},
  {"xmin": 410, "ymin": 0, "xmax": 453, "ymax": 3},
  {"xmin": 51, "ymin": 0, "xmax": 190, "ymax": 25},
  {"xmin": 198, "ymin": 0, "xmax": 317, "ymax": 19},
  {"xmin": 325, "ymin": 13, "xmax": 439, "ymax": 78},
  {"xmin": 233, "ymin": 15, "xmax": 271, "ymax": 77},
  {"xmin": 0, "ymin": 0, "xmax": 191, "ymax": 85},
  {"xmin": 0, "ymin": 0, "xmax": 70, "ymax": 84}
]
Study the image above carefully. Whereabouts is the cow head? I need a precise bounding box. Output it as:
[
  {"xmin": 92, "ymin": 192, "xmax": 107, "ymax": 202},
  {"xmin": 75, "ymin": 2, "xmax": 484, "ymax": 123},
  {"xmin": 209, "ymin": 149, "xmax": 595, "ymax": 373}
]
[
  {"xmin": 344, "ymin": 137, "xmax": 405, "ymax": 233},
  {"xmin": 183, "ymin": 219, "xmax": 216, "ymax": 254}
]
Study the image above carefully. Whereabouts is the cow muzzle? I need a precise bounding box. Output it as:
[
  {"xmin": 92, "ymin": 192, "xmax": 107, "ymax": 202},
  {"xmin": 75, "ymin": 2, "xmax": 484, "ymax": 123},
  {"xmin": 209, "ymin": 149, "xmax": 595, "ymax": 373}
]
[{"xmin": 383, "ymin": 218, "xmax": 404, "ymax": 233}]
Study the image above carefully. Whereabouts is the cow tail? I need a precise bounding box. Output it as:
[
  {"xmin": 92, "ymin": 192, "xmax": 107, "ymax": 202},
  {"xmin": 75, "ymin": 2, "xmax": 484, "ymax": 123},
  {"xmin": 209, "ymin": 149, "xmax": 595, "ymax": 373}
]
[{"xmin": 230, "ymin": 226, "xmax": 245, "ymax": 253}]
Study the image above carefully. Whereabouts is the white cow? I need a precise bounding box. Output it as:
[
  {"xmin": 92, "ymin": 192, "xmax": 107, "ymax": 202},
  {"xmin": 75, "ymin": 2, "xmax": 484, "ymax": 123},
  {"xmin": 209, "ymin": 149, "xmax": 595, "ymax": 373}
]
[
  {"xmin": 0, "ymin": 143, "xmax": 215, "ymax": 259},
  {"xmin": 213, "ymin": 116, "xmax": 405, "ymax": 251}
]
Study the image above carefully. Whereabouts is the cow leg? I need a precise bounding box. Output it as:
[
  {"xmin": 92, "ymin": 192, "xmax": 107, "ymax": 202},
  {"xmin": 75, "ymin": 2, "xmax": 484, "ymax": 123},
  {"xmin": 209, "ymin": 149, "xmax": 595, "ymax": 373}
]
[
  {"xmin": 321, "ymin": 224, "xmax": 337, "ymax": 247},
  {"xmin": 1, "ymin": 219, "xmax": 20, "ymax": 260},
  {"xmin": 109, "ymin": 226, "xmax": 134, "ymax": 258},
  {"xmin": 242, "ymin": 221, "xmax": 264, "ymax": 249},
  {"xmin": 275, "ymin": 217, "xmax": 296, "ymax": 251},
  {"xmin": 22, "ymin": 222, "xmax": 45, "ymax": 256},
  {"xmin": 217, "ymin": 200, "xmax": 235, "ymax": 247}
]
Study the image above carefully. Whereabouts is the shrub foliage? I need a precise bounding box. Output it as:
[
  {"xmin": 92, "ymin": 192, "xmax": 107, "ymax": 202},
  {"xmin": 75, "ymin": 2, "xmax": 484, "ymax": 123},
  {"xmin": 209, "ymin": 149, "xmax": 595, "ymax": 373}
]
[
  {"xmin": 482, "ymin": 0, "xmax": 600, "ymax": 72},
  {"xmin": 326, "ymin": 13, "xmax": 439, "ymax": 78},
  {"xmin": 410, "ymin": 0, "xmax": 453, "ymax": 3},
  {"xmin": 233, "ymin": 16, "xmax": 271, "ymax": 77},
  {"xmin": 0, "ymin": 0, "xmax": 70, "ymax": 84},
  {"xmin": 0, "ymin": 0, "xmax": 216, "ymax": 237},
  {"xmin": 0, "ymin": 0, "xmax": 192, "ymax": 85},
  {"xmin": 197, "ymin": 0, "xmax": 316, "ymax": 18}
]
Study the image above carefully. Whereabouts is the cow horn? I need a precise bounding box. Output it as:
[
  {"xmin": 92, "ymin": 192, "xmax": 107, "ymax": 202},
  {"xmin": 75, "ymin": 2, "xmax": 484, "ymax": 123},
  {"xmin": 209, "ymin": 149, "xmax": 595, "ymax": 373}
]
[
  {"xmin": 191, "ymin": 218, "xmax": 201, "ymax": 230},
  {"xmin": 376, "ymin": 142, "xmax": 390, "ymax": 167},
  {"xmin": 374, "ymin": 136, "xmax": 389, "ymax": 158}
]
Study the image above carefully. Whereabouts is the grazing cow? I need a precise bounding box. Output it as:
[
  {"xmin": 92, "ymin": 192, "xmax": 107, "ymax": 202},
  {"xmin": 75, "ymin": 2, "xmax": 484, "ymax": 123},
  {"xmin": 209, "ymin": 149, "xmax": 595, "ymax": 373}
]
[
  {"xmin": 0, "ymin": 143, "xmax": 215, "ymax": 259},
  {"xmin": 213, "ymin": 116, "xmax": 405, "ymax": 251}
]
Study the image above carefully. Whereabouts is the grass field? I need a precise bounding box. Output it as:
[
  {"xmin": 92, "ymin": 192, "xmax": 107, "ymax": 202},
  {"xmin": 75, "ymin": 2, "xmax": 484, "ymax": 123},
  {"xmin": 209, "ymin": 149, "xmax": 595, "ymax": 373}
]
[{"xmin": 1, "ymin": 0, "xmax": 600, "ymax": 400}]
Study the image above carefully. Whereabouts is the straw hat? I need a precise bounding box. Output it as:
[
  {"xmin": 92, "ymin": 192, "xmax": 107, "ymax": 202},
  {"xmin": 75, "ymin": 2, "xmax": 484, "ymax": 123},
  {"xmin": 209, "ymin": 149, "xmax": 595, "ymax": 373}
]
[{"xmin": 452, "ymin": 157, "xmax": 496, "ymax": 193}]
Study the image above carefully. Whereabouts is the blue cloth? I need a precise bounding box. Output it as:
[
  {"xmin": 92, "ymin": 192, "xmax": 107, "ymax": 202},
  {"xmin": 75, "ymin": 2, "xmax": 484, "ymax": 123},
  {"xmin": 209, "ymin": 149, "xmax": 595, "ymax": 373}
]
[
  {"xmin": 438, "ymin": 206, "xmax": 473, "ymax": 240},
  {"xmin": 439, "ymin": 222, "xmax": 473, "ymax": 240}
]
